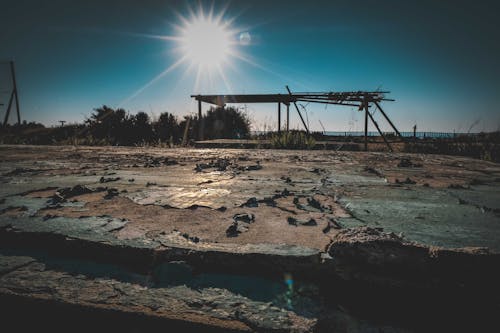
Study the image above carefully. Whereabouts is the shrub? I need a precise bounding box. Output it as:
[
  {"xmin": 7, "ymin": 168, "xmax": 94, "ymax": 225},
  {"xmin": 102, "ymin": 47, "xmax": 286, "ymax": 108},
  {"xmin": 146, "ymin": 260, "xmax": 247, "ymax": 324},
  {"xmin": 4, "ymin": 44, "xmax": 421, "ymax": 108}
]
[
  {"xmin": 202, "ymin": 106, "xmax": 250, "ymax": 139},
  {"xmin": 270, "ymin": 130, "xmax": 316, "ymax": 149}
]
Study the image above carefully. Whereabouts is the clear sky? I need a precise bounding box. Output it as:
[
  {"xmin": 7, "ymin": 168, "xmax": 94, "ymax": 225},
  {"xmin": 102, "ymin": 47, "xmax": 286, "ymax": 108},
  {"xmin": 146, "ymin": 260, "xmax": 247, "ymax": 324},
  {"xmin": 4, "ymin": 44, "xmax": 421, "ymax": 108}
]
[{"xmin": 1, "ymin": 0, "xmax": 499, "ymax": 132}]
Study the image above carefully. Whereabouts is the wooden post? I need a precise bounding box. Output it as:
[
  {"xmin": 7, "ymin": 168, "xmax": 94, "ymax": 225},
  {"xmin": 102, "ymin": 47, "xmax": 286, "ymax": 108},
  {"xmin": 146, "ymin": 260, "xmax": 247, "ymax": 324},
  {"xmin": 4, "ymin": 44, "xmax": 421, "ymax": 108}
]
[
  {"xmin": 197, "ymin": 98, "xmax": 203, "ymax": 141},
  {"xmin": 364, "ymin": 100, "xmax": 368, "ymax": 151},
  {"xmin": 182, "ymin": 117, "xmax": 190, "ymax": 146},
  {"xmin": 286, "ymin": 104, "xmax": 289, "ymax": 131},
  {"xmin": 277, "ymin": 102, "xmax": 281, "ymax": 133},
  {"xmin": 10, "ymin": 61, "xmax": 20, "ymax": 124}
]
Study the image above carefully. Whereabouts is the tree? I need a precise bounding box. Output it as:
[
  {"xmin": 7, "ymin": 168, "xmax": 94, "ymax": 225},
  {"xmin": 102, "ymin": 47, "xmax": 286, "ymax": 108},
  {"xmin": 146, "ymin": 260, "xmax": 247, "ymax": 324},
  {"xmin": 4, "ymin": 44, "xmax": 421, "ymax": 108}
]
[
  {"xmin": 203, "ymin": 106, "xmax": 250, "ymax": 139},
  {"xmin": 87, "ymin": 105, "xmax": 133, "ymax": 145},
  {"xmin": 154, "ymin": 112, "xmax": 181, "ymax": 142},
  {"xmin": 131, "ymin": 111, "xmax": 154, "ymax": 143}
]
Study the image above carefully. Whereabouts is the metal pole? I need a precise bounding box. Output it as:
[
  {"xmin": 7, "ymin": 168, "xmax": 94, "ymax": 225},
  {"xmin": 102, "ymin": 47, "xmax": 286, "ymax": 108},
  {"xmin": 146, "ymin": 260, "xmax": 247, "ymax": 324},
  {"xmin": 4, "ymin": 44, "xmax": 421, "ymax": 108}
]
[
  {"xmin": 277, "ymin": 102, "xmax": 281, "ymax": 133},
  {"xmin": 364, "ymin": 100, "xmax": 368, "ymax": 151},
  {"xmin": 10, "ymin": 61, "xmax": 20, "ymax": 124}
]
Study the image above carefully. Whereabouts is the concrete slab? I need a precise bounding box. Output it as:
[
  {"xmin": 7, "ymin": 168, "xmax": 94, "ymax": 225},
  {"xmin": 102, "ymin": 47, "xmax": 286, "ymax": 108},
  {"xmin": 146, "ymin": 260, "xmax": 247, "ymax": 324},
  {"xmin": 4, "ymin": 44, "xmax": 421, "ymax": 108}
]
[{"xmin": 1, "ymin": 145, "xmax": 500, "ymax": 331}]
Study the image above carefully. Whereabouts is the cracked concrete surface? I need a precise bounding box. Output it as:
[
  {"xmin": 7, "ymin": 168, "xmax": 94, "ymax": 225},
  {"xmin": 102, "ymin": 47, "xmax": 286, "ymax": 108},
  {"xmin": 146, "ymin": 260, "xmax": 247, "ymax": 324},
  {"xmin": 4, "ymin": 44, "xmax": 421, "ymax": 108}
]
[{"xmin": 1, "ymin": 145, "xmax": 500, "ymax": 332}]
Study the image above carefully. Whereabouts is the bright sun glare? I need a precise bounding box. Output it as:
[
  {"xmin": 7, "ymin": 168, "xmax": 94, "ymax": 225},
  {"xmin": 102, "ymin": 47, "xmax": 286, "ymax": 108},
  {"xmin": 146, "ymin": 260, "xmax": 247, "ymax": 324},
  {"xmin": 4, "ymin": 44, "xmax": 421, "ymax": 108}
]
[
  {"xmin": 180, "ymin": 16, "xmax": 232, "ymax": 69},
  {"xmin": 120, "ymin": 4, "xmax": 259, "ymax": 106}
]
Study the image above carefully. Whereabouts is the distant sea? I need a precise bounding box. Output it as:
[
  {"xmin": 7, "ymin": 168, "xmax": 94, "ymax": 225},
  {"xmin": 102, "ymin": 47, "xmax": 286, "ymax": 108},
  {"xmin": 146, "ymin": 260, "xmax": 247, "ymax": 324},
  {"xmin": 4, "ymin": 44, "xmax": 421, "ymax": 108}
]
[
  {"xmin": 323, "ymin": 131, "xmax": 473, "ymax": 138},
  {"xmin": 252, "ymin": 131, "xmax": 479, "ymax": 139}
]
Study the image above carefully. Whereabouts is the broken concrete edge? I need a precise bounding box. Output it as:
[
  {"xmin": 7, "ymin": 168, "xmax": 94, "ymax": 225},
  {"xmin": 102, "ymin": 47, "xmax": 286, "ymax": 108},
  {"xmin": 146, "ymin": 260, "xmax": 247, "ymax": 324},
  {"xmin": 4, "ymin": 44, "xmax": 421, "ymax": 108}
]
[
  {"xmin": 0, "ymin": 254, "xmax": 316, "ymax": 333},
  {"xmin": 0, "ymin": 214, "xmax": 321, "ymax": 277},
  {"xmin": 1, "ymin": 212, "xmax": 499, "ymax": 292},
  {"xmin": 326, "ymin": 226, "xmax": 500, "ymax": 289}
]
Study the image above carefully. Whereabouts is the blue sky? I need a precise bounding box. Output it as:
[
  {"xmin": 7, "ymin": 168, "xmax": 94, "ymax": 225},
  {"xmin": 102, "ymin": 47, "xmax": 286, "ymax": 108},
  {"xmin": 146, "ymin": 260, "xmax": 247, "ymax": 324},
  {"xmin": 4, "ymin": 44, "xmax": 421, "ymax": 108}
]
[{"xmin": 1, "ymin": 0, "xmax": 499, "ymax": 132}]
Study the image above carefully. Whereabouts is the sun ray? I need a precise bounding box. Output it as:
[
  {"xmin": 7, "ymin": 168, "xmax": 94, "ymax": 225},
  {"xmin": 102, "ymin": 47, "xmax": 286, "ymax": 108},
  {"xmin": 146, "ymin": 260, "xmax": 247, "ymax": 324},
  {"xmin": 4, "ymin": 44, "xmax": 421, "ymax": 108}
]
[
  {"xmin": 217, "ymin": 64, "xmax": 233, "ymax": 94},
  {"xmin": 119, "ymin": 55, "xmax": 188, "ymax": 107},
  {"xmin": 118, "ymin": 3, "xmax": 271, "ymax": 107},
  {"xmin": 193, "ymin": 66, "xmax": 203, "ymax": 94}
]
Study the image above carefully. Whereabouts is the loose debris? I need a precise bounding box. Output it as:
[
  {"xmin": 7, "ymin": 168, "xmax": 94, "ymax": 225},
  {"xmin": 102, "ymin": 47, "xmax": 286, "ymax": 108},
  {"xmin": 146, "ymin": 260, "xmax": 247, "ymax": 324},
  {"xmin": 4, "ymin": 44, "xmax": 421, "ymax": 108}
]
[
  {"xmin": 397, "ymin": 157, "xmax": 422, "ymax": 168},
  {"xmin": 226, "ymin": 212, "xmax": 255, "ymax": 237},
  {"xmin": 395, "ymin": 177, "xmax": 416, "ymax": 185},
  {"xmin": 195, "ymin": 158, "xmax": 262, "ymax": 173},
  {"xmin": 287, "ymin": 217, "xmax": 317, "ymax": 226},
  {"xmin": 99, "ymin": 176, "xmax": 121, "ymax": 183}
]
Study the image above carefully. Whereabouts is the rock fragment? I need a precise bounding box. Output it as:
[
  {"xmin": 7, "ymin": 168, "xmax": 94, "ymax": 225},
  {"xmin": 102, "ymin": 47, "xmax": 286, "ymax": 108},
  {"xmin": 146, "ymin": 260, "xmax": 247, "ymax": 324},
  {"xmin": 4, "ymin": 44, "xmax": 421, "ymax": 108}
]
[{"xmin": 287, "ymin": 217, "xmax": 317, "ymax": 226}]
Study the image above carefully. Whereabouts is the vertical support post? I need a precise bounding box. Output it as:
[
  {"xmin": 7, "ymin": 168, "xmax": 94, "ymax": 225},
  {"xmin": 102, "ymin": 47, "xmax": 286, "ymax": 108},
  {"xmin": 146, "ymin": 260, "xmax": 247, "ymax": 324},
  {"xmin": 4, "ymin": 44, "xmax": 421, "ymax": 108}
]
[
  {"xmin": 364, "ymin": 99, "xmax": 368, "ymax": 151},
  {"xmin": 197, "ymin": 97, "xmax": 203, "ymax": 141},
  {"xmin": 277, "ymin": 102, "xmax": 281, "ymax": 133},
  {"xmin": 10, "ymin": 61, "xmax": 20, "ymax": 124},
  {"xmin": 286, "ymin": 104, "xmax": 290, "ymax": 131}
]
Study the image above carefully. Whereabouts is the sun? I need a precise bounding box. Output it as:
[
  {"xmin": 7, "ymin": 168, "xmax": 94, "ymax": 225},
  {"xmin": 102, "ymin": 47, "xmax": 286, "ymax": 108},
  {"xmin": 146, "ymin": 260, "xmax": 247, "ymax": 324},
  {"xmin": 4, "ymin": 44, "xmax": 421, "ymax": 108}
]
[
  {"xmin": 179, "ymin": 16, "xmax": 233, "ymax": 69},
  {"xmin": 119, "ymin": 4, "xmax": 261, "ymax": 106}
]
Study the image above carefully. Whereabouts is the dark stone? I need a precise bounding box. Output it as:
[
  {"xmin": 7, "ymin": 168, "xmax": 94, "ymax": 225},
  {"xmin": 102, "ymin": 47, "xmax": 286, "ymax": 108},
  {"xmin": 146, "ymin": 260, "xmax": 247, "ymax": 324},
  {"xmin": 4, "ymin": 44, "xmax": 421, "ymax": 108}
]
[
  {"xmin": 244, "ymin": 163, "xmax": 262, "ymax": 171},
  {"xmin": 396, "ymin": 177, "xmax": 416, "ymax": 185},
  {"xmin": 104, "ymin": 188, "xmax": 119, "ymax": 200},
  {"xmin": 233, "ymin": 213, "xmax": 255, "ymax": 224},
  {"xmin": 242, "ymin": 197, "xmax": 258, "ymax": 208},
  {"xmin": 99, "ymin": 176, "xmax": 121, "ymax": 183},
  {"xmin": 288, "ymin": 217, "xmax": 317, "ymax": 226},
  {"xmin": 163, "ymin": 158, "xmax": 178, "ymax": 166},
  {"xmin": 397, "ymin": 157, "xmax": 422, "ymax": 168},
  {"xmin": 364, "ymin": 166, "xmax": 383, "ymax": 177},
  {"xmin": 226, "ymin": 222, "xmax": 239, "ymax": 237},
  {"xmin": 56, "ymin": 185, "xmax": 95, "ymax": 199}
]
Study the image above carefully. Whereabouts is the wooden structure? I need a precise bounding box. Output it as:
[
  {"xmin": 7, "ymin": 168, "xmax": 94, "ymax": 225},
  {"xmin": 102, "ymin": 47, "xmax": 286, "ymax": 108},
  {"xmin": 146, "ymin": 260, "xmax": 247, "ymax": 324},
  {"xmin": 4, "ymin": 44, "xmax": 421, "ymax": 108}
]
[
  {"xmin": 191, "ymin": 86, "xmax": 401, "ymax": 151},
  {"xmin": 1, "ymin": 61, "xmax": 21, "ymax": 126}
]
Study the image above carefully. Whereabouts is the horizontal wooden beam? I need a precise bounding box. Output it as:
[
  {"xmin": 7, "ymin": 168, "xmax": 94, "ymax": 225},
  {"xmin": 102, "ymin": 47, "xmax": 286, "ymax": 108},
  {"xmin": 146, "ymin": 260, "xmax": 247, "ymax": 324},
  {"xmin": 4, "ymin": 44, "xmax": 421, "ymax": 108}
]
[{"xmin": 191, "ymin": 91, "xmax": 393, "ymax": 107}]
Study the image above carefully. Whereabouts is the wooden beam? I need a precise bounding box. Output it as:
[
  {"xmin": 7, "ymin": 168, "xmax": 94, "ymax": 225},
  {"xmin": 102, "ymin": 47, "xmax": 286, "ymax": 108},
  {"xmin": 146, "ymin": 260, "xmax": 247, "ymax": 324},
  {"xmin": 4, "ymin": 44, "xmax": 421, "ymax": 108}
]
[
  {"xmin": 366, "ymin": 108, "xmax": 393, "ymax": 152},
  {"xmin": 10, "ymin": 61, "xmax": 20, "ymax": 124},
  {"xmin": 190, "ymin": 91, "xmax": 392, "ymax": 106},
  {"xmin": 374, "ymin": 101, "xmax": 402, "ymax": 138},
  {"xmin": 3, "ymin": 90, "xmax": 14, "ymax": 126},
  {"xmin": 286, "ymin": 86, "xmax": 309, "ymax": 133}
]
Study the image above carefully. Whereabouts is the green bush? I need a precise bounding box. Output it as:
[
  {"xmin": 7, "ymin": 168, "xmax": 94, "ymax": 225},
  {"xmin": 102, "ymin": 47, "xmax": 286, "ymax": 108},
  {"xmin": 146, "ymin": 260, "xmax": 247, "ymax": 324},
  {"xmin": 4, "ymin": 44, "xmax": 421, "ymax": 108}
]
[{"xmin": 270, "ymin": 130, "xmax": 316, "ymax": 149}]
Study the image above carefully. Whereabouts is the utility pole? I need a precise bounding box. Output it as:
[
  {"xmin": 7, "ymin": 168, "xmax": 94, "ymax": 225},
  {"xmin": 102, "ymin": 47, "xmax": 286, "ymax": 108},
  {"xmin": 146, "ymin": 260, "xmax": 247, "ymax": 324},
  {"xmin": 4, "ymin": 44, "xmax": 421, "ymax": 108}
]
[
  {"xmin": 59, "ymin": 120, "xmax": 66, "ymax": 127},
  {"xmin": 2, "ymin": 61, "xmax": 21, "ymax": 126}
]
